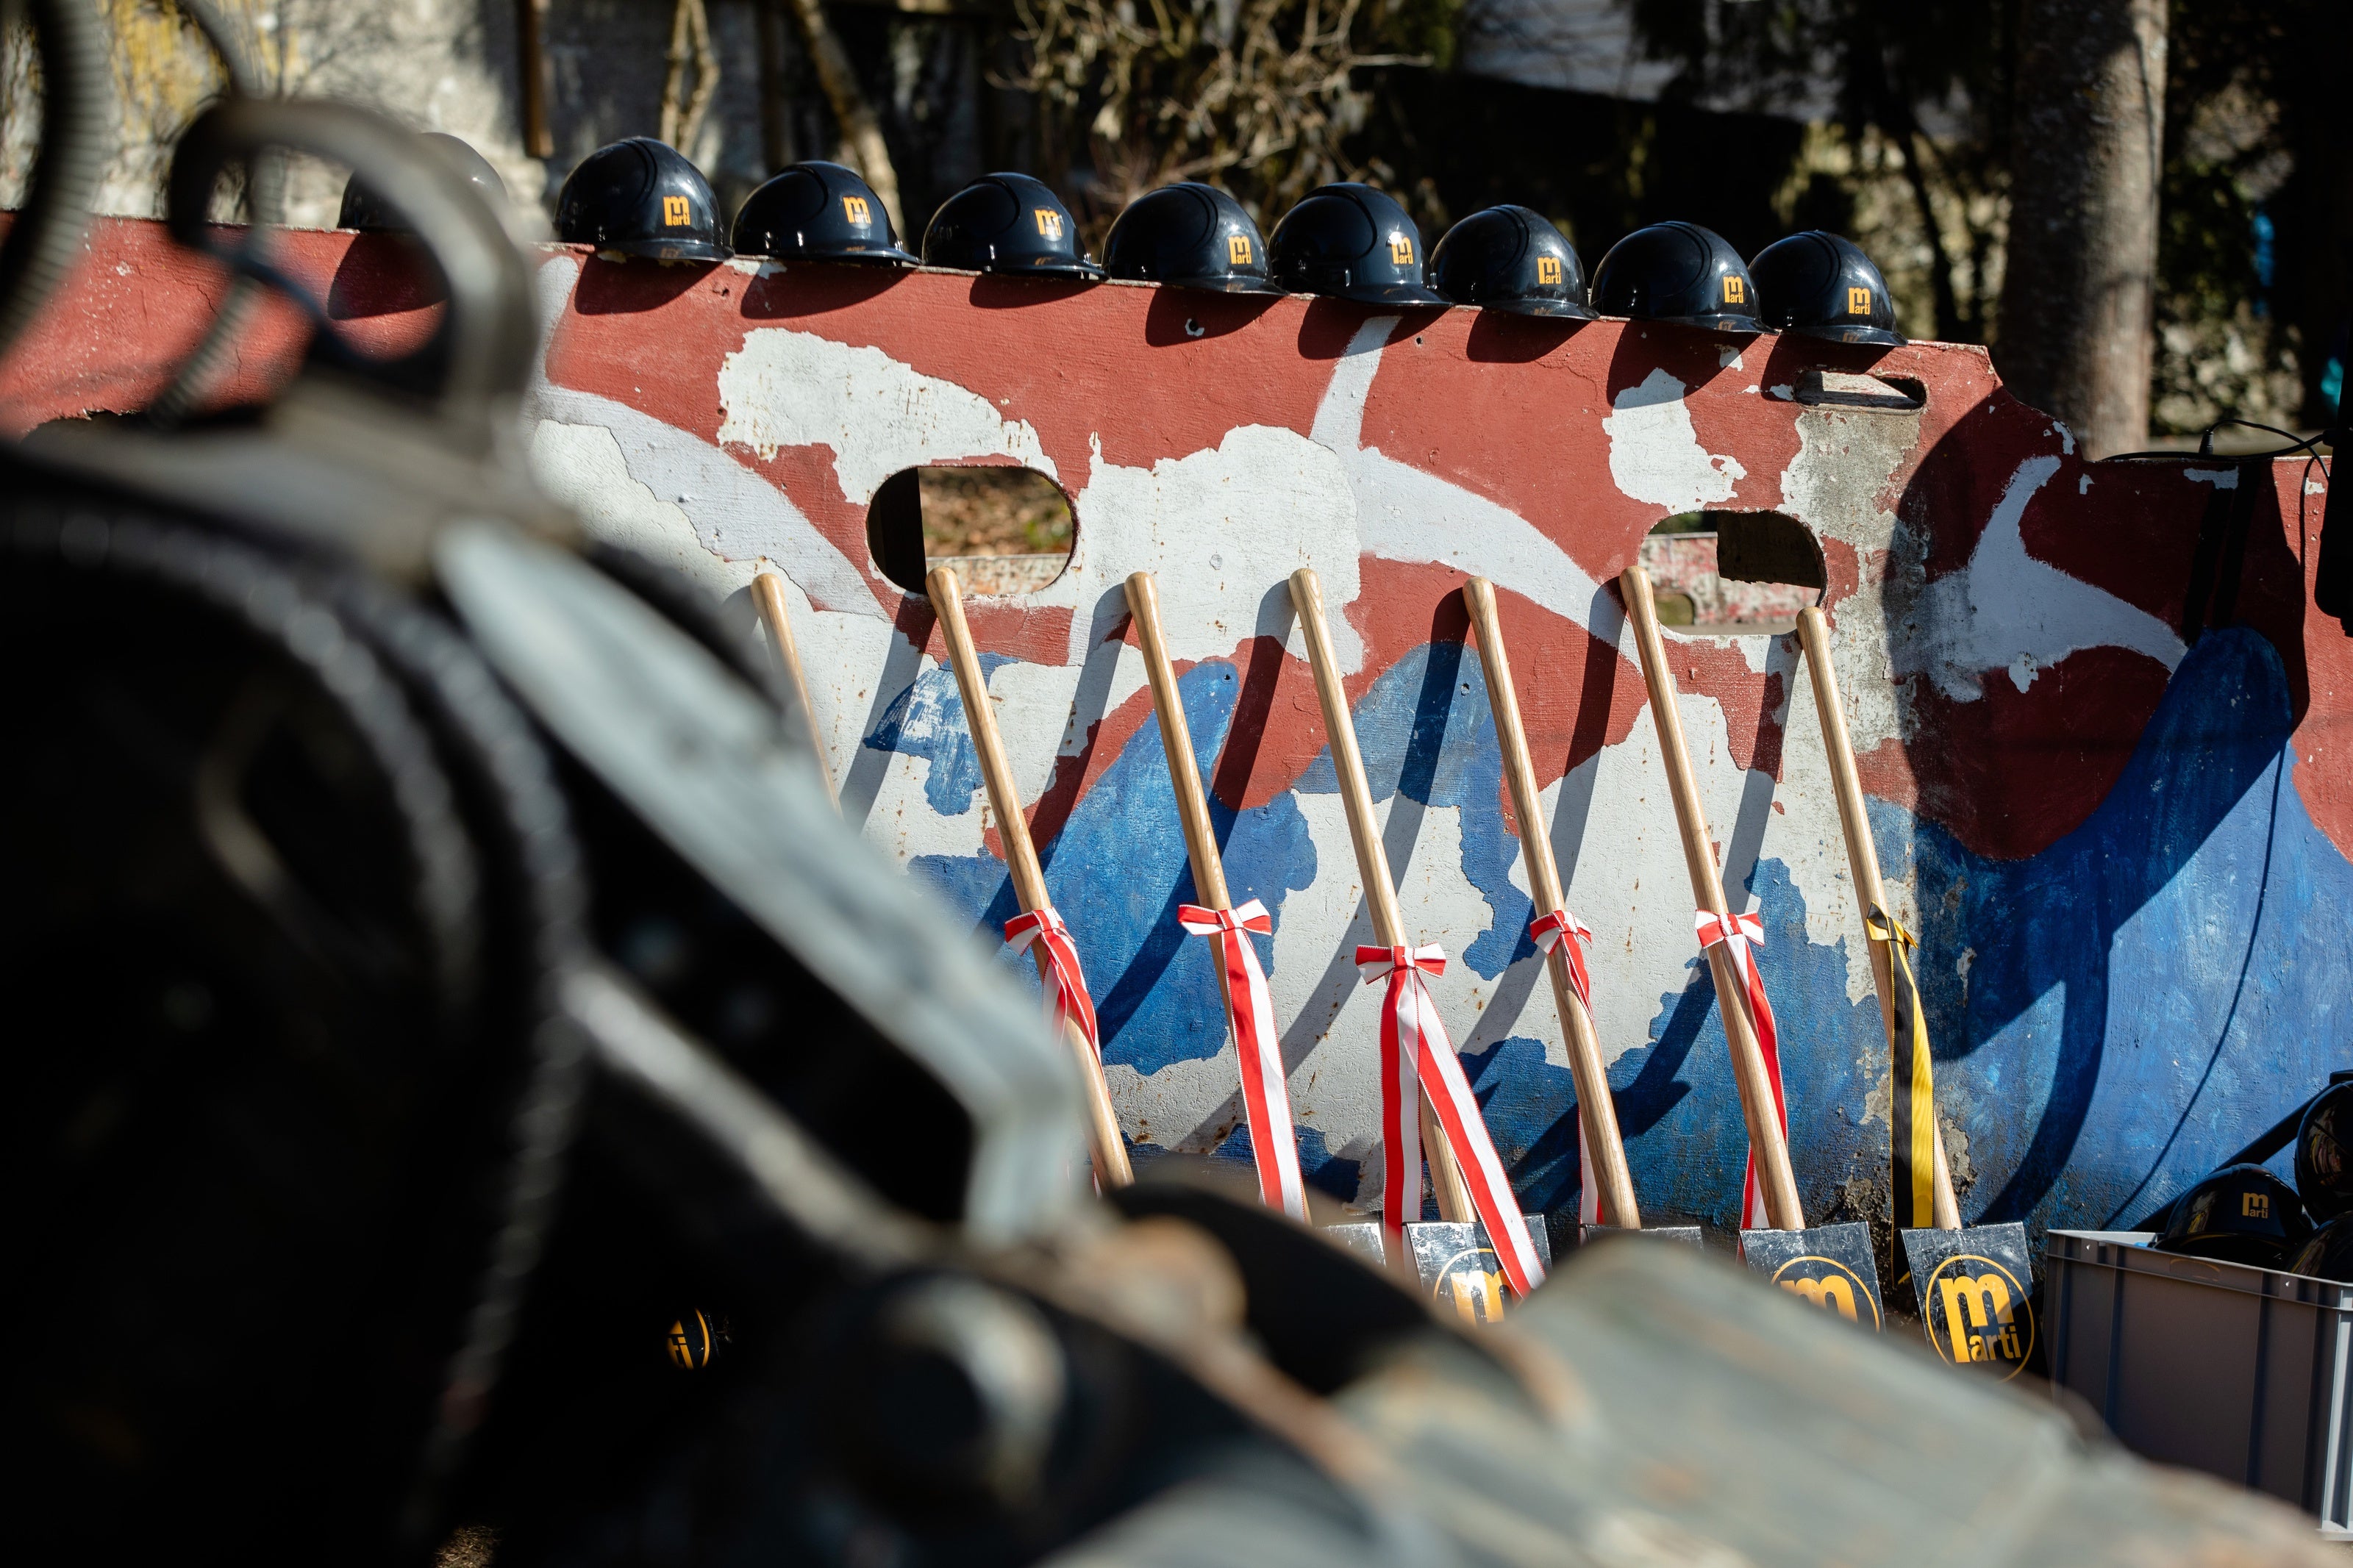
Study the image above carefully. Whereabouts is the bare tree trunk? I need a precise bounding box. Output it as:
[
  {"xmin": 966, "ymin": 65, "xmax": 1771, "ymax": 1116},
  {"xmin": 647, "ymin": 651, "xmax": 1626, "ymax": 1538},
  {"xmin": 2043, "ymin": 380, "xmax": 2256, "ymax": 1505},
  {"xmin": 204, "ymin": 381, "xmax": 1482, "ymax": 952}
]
[
  {"xmin": 756, "ymin": 0, "xmax": 793, "ymax": 173},
  {"xmin": 1996, "ymin": 0, "xmax": 2167, "ymax": 457},
  {"xmin": 782, "ymin": 0, "xmax": 905, "ymax": 235},
  {"xmin": 660, "ymin": 0, "xmax": 720, "ymax": 156},
  {"xmin": 516, "ymin": 0, "xmax": 553, "ymax": 158}
]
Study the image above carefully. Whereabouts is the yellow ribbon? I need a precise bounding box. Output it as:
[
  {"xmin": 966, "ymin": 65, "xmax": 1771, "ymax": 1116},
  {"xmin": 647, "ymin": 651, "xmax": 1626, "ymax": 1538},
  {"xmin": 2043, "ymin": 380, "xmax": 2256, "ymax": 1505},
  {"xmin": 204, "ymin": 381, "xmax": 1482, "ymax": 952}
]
[{"xmin": 1865, "ymin": 906, "xmax": 1939, "ymax": 1229}]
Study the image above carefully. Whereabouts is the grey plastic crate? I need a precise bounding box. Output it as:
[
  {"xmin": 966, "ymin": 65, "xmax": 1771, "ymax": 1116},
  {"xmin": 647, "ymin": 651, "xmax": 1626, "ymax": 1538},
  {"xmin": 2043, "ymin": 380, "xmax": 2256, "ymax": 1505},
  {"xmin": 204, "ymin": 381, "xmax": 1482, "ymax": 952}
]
[{"xmin": 2046, "ymin": 1228, "xmax": 2353, "ymax": 1536}]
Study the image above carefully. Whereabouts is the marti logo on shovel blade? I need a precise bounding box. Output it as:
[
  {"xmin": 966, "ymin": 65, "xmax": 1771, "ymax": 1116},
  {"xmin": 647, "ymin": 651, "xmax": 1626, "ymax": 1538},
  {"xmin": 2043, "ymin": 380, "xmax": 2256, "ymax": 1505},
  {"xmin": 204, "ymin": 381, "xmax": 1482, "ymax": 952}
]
[
  {"xmin": 1432, "ymin": 1245, "xmax": 1508, "ymax": 1325},
  {"xmin": 1921, "ymin": 1254, "xmax": 2034, "ymax": 1377}
]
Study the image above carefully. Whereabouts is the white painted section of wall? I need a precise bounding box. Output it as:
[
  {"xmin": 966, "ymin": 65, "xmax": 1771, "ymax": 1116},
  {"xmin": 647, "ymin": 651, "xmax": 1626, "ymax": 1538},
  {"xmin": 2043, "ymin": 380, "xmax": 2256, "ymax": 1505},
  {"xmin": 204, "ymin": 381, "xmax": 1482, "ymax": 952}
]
[
  {"xmin": 1903, "ymin": 454, "xmax": 2187, "ymax": 701},
  {"xmin": 1066, "ymin": 425, "xmax": 1367, "ymax": 671},
  {"xmin": 525, "ymin": 258, "xmax": 880, "ymax": 617},
  {"xmin": 1313, "ymin": 316, "xmax": 1632, "ymax": 659},
  {"xmin": 716, "ymin": 329, "xmax": 1057, "ymax": 502},
  {"xmin": 1603, "ymin": 368, "xmax": 1749, "ymax": 511},
  {"xmin": 1777, "ymin": 402, "xmax": 1924, "ymax": 756}
]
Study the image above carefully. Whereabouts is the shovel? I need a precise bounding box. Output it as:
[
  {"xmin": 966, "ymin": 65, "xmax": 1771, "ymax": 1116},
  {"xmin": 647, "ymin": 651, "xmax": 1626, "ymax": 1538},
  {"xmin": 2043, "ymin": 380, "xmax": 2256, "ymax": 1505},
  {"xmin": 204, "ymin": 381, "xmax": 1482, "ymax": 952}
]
[
  {"xmin": 1794, "ymin": 606, "xmax": 2038, "ymax": 1365},
  {"xmin": 1620, "ymin": 567, "xmax": 1884, "ymax": 1328}
]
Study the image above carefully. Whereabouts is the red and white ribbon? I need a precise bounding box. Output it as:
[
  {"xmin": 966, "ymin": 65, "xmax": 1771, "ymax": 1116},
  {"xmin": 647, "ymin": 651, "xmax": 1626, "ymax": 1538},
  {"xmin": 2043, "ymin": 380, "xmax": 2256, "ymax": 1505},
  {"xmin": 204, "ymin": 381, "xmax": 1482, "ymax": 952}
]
[
  {"xmin": 1354, "ymin": 942, "xmax": 1547, "ymax": 1297},
  {"xmin": 1529, "ymin": 907, "xmax": 1604, "ymax": 1228},
  {"xmin": 1004, "ymin": 903, "xmax": 1101, "ymax": 1060},
  {"xmin": 1696, "ymin": 909, "xmax": 1787, "ymax": 1230},
  {"xmin": 1176, "ymin": 899, "xmax": 1307, "ymax": 1220}
]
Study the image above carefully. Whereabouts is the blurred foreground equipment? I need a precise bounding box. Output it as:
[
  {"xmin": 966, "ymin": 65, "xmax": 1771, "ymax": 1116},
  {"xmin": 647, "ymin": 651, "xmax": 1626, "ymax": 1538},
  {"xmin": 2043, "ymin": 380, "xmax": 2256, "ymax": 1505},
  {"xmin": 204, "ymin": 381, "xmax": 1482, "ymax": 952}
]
[{"xmin": 1, "ymin": 36, "xmax": 2340, "ymax": 1567}]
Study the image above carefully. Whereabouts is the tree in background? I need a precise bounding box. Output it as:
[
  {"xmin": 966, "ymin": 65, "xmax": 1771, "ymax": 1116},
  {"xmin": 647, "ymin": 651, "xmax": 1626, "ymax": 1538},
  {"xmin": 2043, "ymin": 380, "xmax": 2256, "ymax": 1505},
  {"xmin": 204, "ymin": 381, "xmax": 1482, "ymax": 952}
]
[
  {"xmin": 1622, "ymin": 0, "xmax": 2329, "ymax": 445},
  {"xmin": 1624, "ymin": 0, "xmax": 2015, "ymax": 348},
  {"xmin": 1999, "ymin": 0, "xmax": 2166, "ymax": 457},
  {"xmin": 1012, "ymin": 0, "xmax": 1460, "ymax": 237}
]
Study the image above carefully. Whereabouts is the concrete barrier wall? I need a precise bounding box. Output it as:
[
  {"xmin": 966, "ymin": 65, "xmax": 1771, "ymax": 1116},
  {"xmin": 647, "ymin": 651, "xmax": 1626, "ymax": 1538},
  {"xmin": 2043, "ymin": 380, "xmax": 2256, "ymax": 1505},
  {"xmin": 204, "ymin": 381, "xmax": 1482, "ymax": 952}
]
[{"xmin": 12, "ymin": 218, "xmax": 2347, "ymax": 1241}]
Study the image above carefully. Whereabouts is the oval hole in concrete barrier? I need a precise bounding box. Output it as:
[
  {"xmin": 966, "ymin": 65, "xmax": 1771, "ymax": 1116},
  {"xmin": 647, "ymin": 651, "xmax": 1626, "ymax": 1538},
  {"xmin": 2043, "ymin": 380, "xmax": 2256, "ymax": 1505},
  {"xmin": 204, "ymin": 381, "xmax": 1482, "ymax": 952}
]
[
  {"xmin": 1793, "ymin": 369, "xmax": 1926, "ymax": 412},
  {"xmin": 1640, "ymin": 511, "xmax": 1824, "ymax": 635},
  {"xmin": 865, "ymin": 465, "xmax": 1073, "ymax": 596}
]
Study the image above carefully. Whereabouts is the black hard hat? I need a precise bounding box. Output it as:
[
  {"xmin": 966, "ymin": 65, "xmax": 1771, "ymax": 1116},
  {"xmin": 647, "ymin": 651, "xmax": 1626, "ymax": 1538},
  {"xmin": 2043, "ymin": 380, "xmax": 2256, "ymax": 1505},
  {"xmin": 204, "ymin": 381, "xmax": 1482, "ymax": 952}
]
[
  {"xmin": 2152, "ymin": 1163, "xmax": 2313, "ymax": 1269},
  {"xmin": 921, "ymin": 173, "xmax": 1102, "ymax": 279},
  {"xmin": 1102, "ymin": 182, "xmax": 1280, "ymax": 294},
  {"xmin": 1430, "ymin": 204, "xmax": 1593, "ymax": 318},
  {"xmin": 1268, "ymin": 182, "xmax": 1447, "ymax": 307},
  {"xmin": 1748, "ymin": 230, "xmax": 1904, "ymax": 346},
  {"xmin": 1591, "ymin": 221, "xmax": 1765, "ymax": 333},
  {"xmin": 338, "ymin": 132, "xmax": 506, "ymax": 232},
  {"xmin": 732, "ymin": 160, "xmax": 915, "ymax": 265},
  {"xmin": 2298, "ymin": 1083, "xmax": 2353, "ymax": 1222},
  {"xmin": 557, "ymin": 137, "xmax": 731, "ymax": 262},
  {"xmin": 2289, "ymin": 1215, "xmax": 2353, "ymax": 1281}
]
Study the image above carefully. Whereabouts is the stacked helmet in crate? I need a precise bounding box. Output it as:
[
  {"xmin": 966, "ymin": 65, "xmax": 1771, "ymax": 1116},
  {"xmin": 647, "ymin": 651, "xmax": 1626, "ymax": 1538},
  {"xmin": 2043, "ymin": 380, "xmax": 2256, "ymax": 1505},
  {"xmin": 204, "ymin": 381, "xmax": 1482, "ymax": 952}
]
[
  {"xmin": 2152, "ymin": 1164, "xmax": 2313, "ymax": 1268},
  {"xmin": 2286, "ymin": 1084, "xmax": 2353, "ymax": 1280}
]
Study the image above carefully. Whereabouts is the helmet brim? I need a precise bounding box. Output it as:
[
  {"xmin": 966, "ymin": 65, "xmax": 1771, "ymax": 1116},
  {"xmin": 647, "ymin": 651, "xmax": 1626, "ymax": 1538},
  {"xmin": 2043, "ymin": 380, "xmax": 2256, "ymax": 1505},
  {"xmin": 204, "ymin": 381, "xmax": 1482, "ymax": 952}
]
[
  {"xmin": 598, "ymin": 238, "xmax": 733, "ymax": 262},
  {"xmin": 1642, "ymin": 312, "xmax": 1767, "ymax": 334},
  {"xmin": 788, "ymin": 243, "xmax": 920, "ymax": 268},
  {"xmin": 1304, "ymin": 283, "xmax": 1451, "ymax": 307},
  {"xmin": 1157, "ymin": 274, "xmax": 1288, "ymax": 296},
  {"xmin": 1795, "ymin": 323, "xmax": 1907, "ymax": 347},
  {"xmin": 986, "ymin": 260, "xmax": 1106, "ymax": 282},
  {"xmin": 1484, "ymin": 297, "xmax": 1597, "ymax": 320}
]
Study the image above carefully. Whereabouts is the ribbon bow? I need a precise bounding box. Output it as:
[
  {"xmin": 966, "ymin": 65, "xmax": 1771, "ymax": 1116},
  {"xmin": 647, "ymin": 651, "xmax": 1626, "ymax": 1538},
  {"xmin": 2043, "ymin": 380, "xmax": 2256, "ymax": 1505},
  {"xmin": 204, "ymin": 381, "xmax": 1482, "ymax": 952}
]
[
  {"xmin": 1529, "ymin": 907, "xmax": 1608, "ymax": 1228},
  {"xmin": 1696, "ymin": 909, "xmax": 1788, "ymax": 1230},
  {"xmin": 1354, "ymin": 942, "xmax": 1546, "ymax": 1298},
  {"xmin": 1865, "ymin": 906, "xmax": 1939, "ymax": 1229},
  {"xmin": 1004, "ymin": 904, "xmax": 1101, "ymax": 1061},
  {"xmin": 1528, "ymin": 908, "xmax": 1596, "ymax": 1011},
  {"xmin": 1176, "ymin": 900, "xmax": 1307, "ymax": 1220}
]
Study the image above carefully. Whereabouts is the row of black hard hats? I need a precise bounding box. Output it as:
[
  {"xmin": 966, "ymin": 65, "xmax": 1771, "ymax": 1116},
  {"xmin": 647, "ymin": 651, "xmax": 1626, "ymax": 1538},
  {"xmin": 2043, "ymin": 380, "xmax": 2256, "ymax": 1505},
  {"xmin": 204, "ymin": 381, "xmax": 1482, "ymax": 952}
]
[
  {"xmin": 2151, "ymin": 1081, "xmax": 2353, "ymax": 1276},
  {"xmin": 538, "ymin": 136, "xmax": 1903, "ymax": 346}
]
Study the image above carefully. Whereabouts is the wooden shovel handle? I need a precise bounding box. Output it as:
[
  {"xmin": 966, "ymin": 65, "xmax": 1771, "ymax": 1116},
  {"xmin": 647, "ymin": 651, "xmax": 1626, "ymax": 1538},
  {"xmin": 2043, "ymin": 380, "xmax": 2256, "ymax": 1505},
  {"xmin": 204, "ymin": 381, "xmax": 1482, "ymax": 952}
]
[
  {"xmin": 1124, "ymin": 573, "xmax": 1231, "ymax": 909},
  {"xmin": 1287, "ymin": 568, "xmax": 1474, "ymax": 1225},
  {"xmin": 751, "ymin": 567, "xmax": 838, "ymax": 810},
  {"xmin": 926, "ymin": 566, "xmax": 1133, "ymax": 1189},
  {"xmin": 1618, "ymin": 565, "xmax": 1805, "ymax": 1230},
  {"xmin": 1794, "ymin": 607, "xmax": 1960, "ymax": 1231},
  {"xmin": 1463, "ymin": 578, "xmax": 1643, "ymax": 1230}
]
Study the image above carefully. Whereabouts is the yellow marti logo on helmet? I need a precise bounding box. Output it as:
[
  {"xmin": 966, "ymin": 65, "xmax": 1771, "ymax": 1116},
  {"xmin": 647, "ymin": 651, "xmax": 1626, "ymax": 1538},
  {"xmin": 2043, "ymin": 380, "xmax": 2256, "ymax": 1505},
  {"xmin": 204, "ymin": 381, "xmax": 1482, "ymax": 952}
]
[
  {"xmin": 1229, "ymin": 233, "xmax": 1253, "ymax": 265},
  {"xmin": 1034, "ymin": 207, "xmax": 1064, "ymax": 241},
  {"xmin": 843, "ymin": 194, "xmax": 871, "ymax": 226},
  {"xmin": 1848, "ymin": 284, "xmax": 1872, "ymax": 315},
  {"xmin": 1721, "ymin": 273, "xmax": 1746, "ymax": 304},
  {"xmin": 1536, "ymin": 254, "xmax": 1563, "ymax": 285},
  {"xmin": 1389, "ymin": 233, "xmax": 1415, "ymax": 265},
  {"xmin": 666, "ymin": 1309, "xmax": 718, "ymax": 1370},
  {"xmin": 661, "ymin": 195, "xmax": 690, "ymax": 228}
]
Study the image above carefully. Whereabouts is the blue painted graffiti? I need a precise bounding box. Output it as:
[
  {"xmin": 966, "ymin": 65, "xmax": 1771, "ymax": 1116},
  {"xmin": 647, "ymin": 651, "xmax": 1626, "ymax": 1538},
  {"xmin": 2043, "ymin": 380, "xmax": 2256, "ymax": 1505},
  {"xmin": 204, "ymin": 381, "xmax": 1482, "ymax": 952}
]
[
  {"xmin": 1295, "ymin": 640, "xmax": 1537, "ymax": 979},
  {"xmin": 865, "ymin": 652, "xmax": 1014, "ymax": 815},
  {"xmin": 1888, "ymin": 626, "xmax": 2347, "ymax": 1236},
  {"xmin": 901, "ymin": 658, "xmax": 1318, "ymax": 1100}
]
